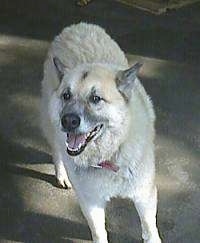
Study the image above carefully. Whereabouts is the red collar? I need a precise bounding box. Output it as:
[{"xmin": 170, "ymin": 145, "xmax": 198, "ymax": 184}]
[{"xmin": 92, "ymin": 161, "xmax": 119, "ymax": 172}]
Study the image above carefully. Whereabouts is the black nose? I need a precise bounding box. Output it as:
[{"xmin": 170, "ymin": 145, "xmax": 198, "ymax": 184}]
[{"xmin": 61, "ymin": 113, "xmax": 81, "ymax": 131}]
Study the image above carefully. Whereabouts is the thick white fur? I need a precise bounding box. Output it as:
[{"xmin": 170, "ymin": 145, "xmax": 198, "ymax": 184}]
[{"xmin": 41, "ymin": 23, "xmax": 161, "ymax": 243}]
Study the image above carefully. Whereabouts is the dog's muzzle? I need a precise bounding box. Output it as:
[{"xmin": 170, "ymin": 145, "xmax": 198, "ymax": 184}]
[
  {"xmin": 61, "ymin": 113, "xmax": 103, "ymax": 156},
  {"xmin": 65, "ymin": 124, "xmax": 103, "ymax": 156}
]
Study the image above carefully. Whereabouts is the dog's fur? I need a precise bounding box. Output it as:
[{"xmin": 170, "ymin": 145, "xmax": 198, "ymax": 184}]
[{"xmin": 41, "ymin": 23, "xmax": 161, "ymax": 243}]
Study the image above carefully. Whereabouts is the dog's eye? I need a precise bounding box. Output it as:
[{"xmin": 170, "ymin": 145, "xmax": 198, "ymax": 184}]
[
  {"xmin": 62, "ymin": 92, "xmax": 71, "ymax": 101},
  {"xmin": 90, "ymin": 95, "xmax": 102, "ymax": 104}
]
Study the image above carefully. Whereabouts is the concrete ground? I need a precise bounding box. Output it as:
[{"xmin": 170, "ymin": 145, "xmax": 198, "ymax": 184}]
[{"xmin": 0, "ymin": 1, "xmax": 199, "ymax": 242}]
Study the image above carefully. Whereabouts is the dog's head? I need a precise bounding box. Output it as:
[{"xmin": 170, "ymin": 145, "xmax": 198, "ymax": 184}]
[{"xmin": 49, "ymin": 57, "xmax": 142, "ymax": 167}]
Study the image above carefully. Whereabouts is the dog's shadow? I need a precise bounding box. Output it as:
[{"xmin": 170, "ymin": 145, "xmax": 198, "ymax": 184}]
[{"xmin": 6, "ymin": 163, "xmax": 61, "ymax": 188}]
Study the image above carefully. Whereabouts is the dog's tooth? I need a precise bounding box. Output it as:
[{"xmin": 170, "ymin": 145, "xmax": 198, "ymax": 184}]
[{"xmin": 68, "ymin": 147, "xmax": 77, "ymax": 152}]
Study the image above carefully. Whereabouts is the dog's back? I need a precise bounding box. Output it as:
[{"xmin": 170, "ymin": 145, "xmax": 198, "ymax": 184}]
[{"xmin": 50, "ymin": 22, "xmax": 128, "ymax": 70}]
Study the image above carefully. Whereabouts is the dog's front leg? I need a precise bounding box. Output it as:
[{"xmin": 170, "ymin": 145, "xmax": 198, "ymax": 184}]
[
  {"xmin": 133, "ymin": 186, "xmax": 161, "ymax": 243},
  {"xmin": 53, "ymin": 148, "xmax": 72, "ymax": 189},
  {"xmin": 79, "ymin": 199, "xmax": 108, "ymax": 243}
]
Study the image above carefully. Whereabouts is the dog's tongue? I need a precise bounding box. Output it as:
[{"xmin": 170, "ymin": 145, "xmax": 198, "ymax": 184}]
[{"xmin": 67, "ymin": 133, "xmax": 87, "ymax": 149}]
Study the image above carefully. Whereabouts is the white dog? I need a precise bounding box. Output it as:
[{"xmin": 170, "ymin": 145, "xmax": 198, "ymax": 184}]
[{"xmin": 41, "ymin": 22, "xmax": 161, "ymax": 243}]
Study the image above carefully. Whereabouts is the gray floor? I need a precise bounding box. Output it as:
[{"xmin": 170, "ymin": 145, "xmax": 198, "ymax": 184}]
[{"xmin": 0, "ymin": 1, "xmax": 199, "ymax": 242}]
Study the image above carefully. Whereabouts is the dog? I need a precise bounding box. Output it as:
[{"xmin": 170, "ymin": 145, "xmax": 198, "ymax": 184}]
[{"xmin": 41, "ymin": 22, "xmax": 161, "ymax": 243}]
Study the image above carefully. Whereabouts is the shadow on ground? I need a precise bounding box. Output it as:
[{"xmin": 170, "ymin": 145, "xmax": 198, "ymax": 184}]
[{"xmin": 0, "ymin": 210, "xmax": 91, "ymax": 243}]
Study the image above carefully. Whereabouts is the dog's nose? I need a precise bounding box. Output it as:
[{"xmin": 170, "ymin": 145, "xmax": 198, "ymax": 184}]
[{"xmin": 61, "ymin": 113, "xmax": 81, "ymax": 131}]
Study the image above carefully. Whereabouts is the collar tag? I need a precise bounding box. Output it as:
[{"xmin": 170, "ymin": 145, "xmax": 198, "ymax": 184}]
[
  {"xmin": 90, "ymin": 160, "xmax": 119, "ymax": 172},
  {"xmin": 91, "ymin": 165, "xmax": 103, "ymax": 169}
]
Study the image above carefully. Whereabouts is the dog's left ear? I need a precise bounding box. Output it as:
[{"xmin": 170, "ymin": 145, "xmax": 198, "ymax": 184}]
[
  {"xmin": 116, "ymin": 62, "xmax": 143, "ymax": 101},
  {"xmin": 53, "ymin": 56, "xmax": 66, "ymax": 81}
]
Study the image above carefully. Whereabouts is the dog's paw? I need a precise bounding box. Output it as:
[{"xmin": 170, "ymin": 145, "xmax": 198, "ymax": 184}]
[
  {"xmin": 144, "ymin": 236, "xmax": 162, "ymax": 243},
  {"xmin": 56, "ymin": 173, "xmax": 72, "ymax": 189},
  {"xmin": 55, "ymin": 161, "xmax": 72, "ymax": 189},
  {"xmin": 57, "ymin": 175, "xmax": 72, "ymax": 189}
]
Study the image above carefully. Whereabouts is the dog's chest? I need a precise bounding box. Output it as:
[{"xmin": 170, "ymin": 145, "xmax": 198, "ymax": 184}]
[{"xmin": 69, "ymin": 165, "xmax": 135, "ymax": 199}]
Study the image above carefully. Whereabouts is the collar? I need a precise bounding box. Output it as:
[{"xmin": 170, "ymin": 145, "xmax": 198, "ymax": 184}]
[{"xmin": 91, "ymin": 160, "xmax": 119, "ymax": 172}]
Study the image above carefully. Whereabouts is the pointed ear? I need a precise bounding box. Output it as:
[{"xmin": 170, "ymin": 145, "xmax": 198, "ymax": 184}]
[
  {"xmin": 116, "ymin": 62, "xmax": 143, "ymax": 101},
  {"xmin": 53, "ymin": 57, "xmax": 66, "ymax": 81}
]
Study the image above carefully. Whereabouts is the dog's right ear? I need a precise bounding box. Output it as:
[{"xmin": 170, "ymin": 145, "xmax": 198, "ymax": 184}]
[
  {"xmin": 116, "ymin": 63, "xmax": 143, "ymax": 102},
  {"xmin": 53, "ymin": 57, "xmax": 65, "ymax": 81}
]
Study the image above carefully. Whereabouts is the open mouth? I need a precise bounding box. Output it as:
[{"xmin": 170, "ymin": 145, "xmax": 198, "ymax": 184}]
[{"xmin": 65, "ymin": 124, "xmax": 103, "ymax": 156}]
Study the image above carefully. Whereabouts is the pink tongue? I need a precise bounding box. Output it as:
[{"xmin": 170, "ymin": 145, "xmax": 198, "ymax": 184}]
[{"xmin": 67, "ymin": 133, "xmax": 87, "ymax": 149}]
